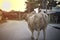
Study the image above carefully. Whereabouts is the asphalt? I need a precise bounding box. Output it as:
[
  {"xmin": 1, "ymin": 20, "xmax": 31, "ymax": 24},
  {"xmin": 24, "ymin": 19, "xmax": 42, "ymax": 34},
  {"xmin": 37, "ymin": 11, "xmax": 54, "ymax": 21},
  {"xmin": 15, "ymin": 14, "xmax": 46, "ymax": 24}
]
[{"xmin": 0, "ymin": 20, "xmax": 60, "ymax": 40}]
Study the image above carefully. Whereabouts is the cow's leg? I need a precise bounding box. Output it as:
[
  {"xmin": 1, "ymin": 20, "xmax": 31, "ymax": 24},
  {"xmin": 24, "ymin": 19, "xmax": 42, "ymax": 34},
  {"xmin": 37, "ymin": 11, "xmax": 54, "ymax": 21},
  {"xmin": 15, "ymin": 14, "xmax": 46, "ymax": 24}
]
[
  {"xmin": 43, "ymin": 28, "xmax": 46, "ymax": 40},
  {"xmin": 36, "ymin": 29, "xmax": 40, "ymax": 40},
  {"xmin": 29, "ymin": 27, "xmax": 34, "ymax": 40},
  {"xmin": 28, "ymin": 24, "xmax": 34, "ymax": 40},
  {"xmin": 31, "ymin": 30, "xmax": 34, "ymax": 40}
]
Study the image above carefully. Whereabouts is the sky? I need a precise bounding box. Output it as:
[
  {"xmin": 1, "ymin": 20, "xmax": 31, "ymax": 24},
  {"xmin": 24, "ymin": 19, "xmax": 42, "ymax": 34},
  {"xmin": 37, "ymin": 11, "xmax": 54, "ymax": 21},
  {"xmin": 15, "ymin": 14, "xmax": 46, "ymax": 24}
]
[{"xmin": 0, "ymin": 0, "xmax": 27, "ymax": 12}]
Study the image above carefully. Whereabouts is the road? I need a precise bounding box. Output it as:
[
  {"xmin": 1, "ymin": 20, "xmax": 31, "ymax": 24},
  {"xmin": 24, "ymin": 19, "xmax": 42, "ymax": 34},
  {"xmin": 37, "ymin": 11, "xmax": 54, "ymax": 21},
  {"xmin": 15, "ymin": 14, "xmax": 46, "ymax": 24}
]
[{"xmin": 0, "ymin": 20, "xmax": 60, "ymax": 40}]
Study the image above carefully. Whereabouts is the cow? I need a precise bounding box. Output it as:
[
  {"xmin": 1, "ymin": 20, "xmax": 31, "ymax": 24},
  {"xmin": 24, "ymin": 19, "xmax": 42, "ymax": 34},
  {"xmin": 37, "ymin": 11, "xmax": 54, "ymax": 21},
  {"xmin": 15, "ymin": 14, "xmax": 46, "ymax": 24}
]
[{"xmin": 22, "ymin": 10, "xmax": 48, "ymax": 40}]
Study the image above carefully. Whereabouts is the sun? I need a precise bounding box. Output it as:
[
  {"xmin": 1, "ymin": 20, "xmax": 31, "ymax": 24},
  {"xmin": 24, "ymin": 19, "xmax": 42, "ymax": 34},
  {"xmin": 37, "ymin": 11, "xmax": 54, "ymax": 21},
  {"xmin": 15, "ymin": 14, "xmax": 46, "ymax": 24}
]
[{"xmin": 0, "ymin": 0, "xmax": 27, "ymax": 12}]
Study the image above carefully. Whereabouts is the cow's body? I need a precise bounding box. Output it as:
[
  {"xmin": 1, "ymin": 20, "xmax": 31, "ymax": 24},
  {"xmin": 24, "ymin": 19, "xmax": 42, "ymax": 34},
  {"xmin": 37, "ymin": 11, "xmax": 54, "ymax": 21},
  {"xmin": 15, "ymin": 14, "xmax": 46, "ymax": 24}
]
[{"xmin": 23, "ymin": 11, "xmax": 48, "ymax": 40}]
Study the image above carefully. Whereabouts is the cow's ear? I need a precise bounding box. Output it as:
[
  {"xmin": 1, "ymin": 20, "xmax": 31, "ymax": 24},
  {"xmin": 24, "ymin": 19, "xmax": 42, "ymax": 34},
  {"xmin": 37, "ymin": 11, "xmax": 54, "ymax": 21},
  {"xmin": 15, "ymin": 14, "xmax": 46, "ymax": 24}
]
[{"xmin": 44, "ymin": 11, "xmax": 46, "ymax": 13}]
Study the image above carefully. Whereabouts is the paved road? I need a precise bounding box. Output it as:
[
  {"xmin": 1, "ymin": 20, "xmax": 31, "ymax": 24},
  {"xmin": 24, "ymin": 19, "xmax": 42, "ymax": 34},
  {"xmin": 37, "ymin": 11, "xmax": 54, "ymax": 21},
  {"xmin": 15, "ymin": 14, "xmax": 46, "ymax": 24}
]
[{"xmin": 0, "ymin": 20, "xmax": 60, "ymax": 40}]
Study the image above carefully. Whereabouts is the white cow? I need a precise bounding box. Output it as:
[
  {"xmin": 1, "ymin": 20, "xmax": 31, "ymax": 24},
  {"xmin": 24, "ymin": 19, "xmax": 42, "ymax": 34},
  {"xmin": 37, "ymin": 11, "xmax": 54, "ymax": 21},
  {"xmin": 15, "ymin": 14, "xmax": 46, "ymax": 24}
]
[{"xmin": 22, "ymin": 10, "xmax": 48, "ymax": 40}]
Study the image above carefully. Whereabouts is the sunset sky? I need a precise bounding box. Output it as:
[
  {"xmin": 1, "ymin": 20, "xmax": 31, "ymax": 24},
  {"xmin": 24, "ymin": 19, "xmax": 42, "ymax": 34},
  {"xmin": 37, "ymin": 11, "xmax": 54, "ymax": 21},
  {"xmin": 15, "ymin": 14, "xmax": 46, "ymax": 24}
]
[{"xmin": 0, "ymin": 0, "xmax": 27, "ymax": 12}]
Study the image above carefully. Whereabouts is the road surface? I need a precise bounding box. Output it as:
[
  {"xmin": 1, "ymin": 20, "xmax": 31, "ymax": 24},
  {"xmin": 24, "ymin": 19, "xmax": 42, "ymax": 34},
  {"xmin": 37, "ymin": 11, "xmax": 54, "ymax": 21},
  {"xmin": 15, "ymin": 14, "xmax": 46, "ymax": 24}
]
[{"xmin": 0, "ymin": 20, "xmax": 60, "ymax": 40}]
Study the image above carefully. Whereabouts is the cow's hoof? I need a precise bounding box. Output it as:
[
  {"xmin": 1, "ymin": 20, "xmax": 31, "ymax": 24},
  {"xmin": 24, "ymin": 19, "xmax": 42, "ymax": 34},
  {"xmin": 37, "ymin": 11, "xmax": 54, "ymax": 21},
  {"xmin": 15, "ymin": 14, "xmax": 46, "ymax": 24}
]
[
  {"xmin": 36, "ymin": 39, "xmax": 38, "ymax": 40},
  {"xmin": 31, "ymin": 37, "xmax": 34, "ymax": 40}
]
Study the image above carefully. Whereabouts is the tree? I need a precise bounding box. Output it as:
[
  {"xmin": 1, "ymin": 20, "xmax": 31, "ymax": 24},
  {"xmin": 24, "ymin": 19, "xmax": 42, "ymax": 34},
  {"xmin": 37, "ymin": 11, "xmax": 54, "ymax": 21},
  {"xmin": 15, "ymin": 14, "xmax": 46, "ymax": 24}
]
[
  {"xmin": 25, "ymin": 0, "xmax": 56, "ymax": 12},
  {"xmin": 25, "ymin": 0, "xmax": 39, "ymax": 12}
]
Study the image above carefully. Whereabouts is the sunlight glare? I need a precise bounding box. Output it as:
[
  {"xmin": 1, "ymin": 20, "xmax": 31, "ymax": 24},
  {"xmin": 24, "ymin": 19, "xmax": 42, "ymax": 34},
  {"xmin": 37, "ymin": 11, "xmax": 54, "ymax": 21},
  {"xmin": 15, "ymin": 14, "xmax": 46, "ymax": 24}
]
[{"xmin": 0, "ymin": 0, "xmax": 27, "ymax": 12}]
